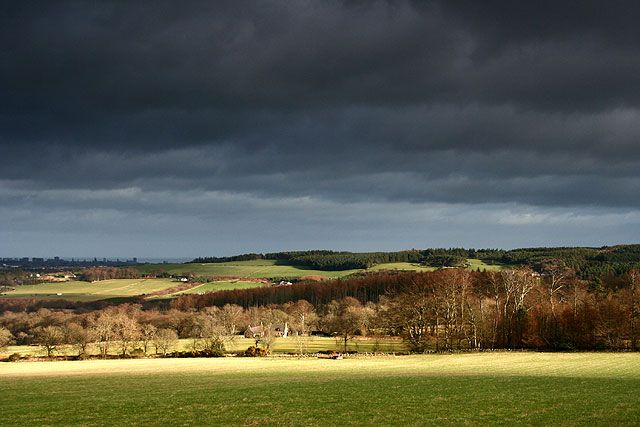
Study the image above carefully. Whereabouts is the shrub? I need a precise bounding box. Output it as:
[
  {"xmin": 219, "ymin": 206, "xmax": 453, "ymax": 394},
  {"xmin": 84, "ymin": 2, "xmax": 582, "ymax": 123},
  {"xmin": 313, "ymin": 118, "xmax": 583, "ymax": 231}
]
[
  {"xmin": 242, "ymin": 346, "xmax": 269, "ymax": 357},
  {"xmin": 200, "ymin": 348, "xmax": 225, "ymax": 358},
  {"xmin": 130, "ymin": 348, "xmax": 146, "ymax": 358},
  {"xmin": 166, "ymin": 349, "xmax": 225, "ymax": 358},
  {"xmin": 7, "ymin": 352, "xmax": 21, "ymax": 362}
]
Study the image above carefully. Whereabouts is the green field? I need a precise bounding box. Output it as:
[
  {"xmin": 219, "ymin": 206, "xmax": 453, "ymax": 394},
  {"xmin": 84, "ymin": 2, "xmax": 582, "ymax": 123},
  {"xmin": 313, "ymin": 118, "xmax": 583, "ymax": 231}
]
[
  {"xmin": 2, "ymin": 336, "xmax": 406, "ymax": 358},
  {"xmin": 0, "ymin": 259, "xmax": 502, "ymax": 302},
  {"xmin": 0, "ymin": 278, "xmax": 178, "ymax": 301},
  {"xmin": 138, "ymin": 258, "xmax": 501, "ymax": 278},
  {"xmin": 169, "ymin": 280, "xmax": 265, "ymax": 295},
  {"xmin": 137, "ymin": 259, "xmax": 361, "ymax": 279},
  {"xmin": 367, "ymin": 262, "xmax": 437, "ymax": 272},
  {"xmin": 2, "ymin": 353, "xmax": 639, "ymax": 425},
  {"xmin": 467, "ymin": 258, "xmax": 502, "ymax": 272},
  {"xmin": 368, "ymin": 260, "xmax": 501, "ymax": 272},
  {"xmin": 0, "ymin": 278, "xmax": 266, "ymax": 302}
]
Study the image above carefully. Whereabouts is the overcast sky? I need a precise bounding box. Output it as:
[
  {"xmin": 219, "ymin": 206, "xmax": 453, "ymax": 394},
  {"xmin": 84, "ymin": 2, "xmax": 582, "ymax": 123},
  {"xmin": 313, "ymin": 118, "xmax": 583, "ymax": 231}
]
[{"xmin": 2, "ymin": 1, "xmax": 640, "ymax": 258}]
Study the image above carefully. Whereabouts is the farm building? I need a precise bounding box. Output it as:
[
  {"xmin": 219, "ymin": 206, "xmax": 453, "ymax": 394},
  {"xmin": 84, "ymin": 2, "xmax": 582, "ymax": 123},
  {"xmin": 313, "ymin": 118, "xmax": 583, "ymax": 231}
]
[
  {"xmin": 244, "ymin": 323, "xmax": 289, "ymax": 338},
  {"xmin": 244, "ymin": 325, "xmax": 263, "ymax": 338}
]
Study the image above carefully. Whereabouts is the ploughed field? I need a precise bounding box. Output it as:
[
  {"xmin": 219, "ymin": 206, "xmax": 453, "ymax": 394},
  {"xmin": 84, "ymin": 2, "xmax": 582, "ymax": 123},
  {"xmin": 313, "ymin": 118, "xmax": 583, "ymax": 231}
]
[{"xmin": 2, "ymin": 353, "xmax": 639, "ymax": 425}]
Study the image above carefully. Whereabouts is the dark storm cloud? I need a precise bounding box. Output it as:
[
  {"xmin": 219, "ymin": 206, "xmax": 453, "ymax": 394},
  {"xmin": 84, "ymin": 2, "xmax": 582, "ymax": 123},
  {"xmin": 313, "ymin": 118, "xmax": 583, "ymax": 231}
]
[
  {"xmin": 2, "ymin": 105, "xmax": 640, "ymax": 207},
  {"xmin": 4, "ymin": 1, "xmax": 640, "ymax": 119},
  {"xmin": 2, "ymin": 1, "xmax": 640, "ymax": 254}
]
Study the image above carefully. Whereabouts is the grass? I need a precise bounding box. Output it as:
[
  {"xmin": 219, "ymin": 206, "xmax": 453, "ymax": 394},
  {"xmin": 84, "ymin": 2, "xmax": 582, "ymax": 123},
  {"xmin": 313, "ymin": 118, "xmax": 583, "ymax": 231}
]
[
  {"xmin": 0, "ymin": 278, "xmax": 178, "ymax": 301},
  {"xmin": 0, "ymin": 259, "xmax": 503, "ymax": 302},
  {"xmin": 368, "ymin": 262, "xmax": 437, "ymax": 272},
  {"xmin": 138, "ymin": 258, "xmax": 502, "ymax": 279},
  {"xmin": 1, "ymin": 353, "xmax": 639, "ymax": 425},
  {"xmin": 467, "ymin": 258, "xmax": 503, "ymax": 272},
  {"xmin": 136, "ymin": 259, "xmax": 361, "ymax": 279},
  {"xmin": 172, "ymin": 280, "xmax": 265, "ymax": 294},
  {"xmin": 0, "ymin": 278, "xmax": 265, "ymax": 302},
  {"xmin": 149, "ymin": 280, "xmax": 266, "ymax": 299},
  {"xmin": 2, "ymin": 336, "xmax": 407, "ymax": 358}
]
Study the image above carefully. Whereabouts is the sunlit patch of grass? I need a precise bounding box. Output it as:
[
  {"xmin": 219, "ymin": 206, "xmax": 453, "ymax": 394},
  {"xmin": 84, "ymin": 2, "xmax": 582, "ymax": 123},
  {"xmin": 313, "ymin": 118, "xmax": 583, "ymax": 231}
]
[
  {"xmin": 0, "ymin": 278, "xmax": 178, "ymax": 301},
  {"xmin": 2, "ymin": 353, "xmax": 639, "ymax": 425}
]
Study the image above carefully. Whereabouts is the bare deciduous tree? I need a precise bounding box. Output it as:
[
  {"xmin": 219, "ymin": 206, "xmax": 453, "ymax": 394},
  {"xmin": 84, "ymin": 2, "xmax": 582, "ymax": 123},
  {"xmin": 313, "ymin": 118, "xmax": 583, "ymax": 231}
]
[
  {"xmin": 220, "ymin": 304, "xmax": 244, "ymax": 337},
  {"xmin": 153, "ymin": 328, "xmax": 178, "ymax": 356},
  {"xmin": 323, "ymin": 297, "xmax": 364, "ymax": 353},
  {"xmin": 385, "ymin": 278, "xmax": 436, "ymax": 353},
  {"xmin": 91, "ymin": 310, "xmax": 118, "ymax": 358},
  {"xmin": 139, "ymin": 323, "xmax": 157, "ymax": 356},
  {"xmin": 286, "ymin": 300, "xmax": 317, "ymax": 354},
  {"xmin": 200, "ymin": 309, "xmax": 226, "ymax": 352},
  {"xmin": 34, "ymin": 325, "xmax": 64, "ymax": 357},
  {"xmin": 113, "ymin": 313, "xmax": 141, "ymax": 356},
  {"xmin": 539, "ymin": 259, "xmax": 574, "ymax": 320},
  {"xmin": 0, "ymin": 326, "xmax": 14, "ymax": 351},
  {"xmin": 500, "ymin": 268, "xmax": 537, "ymax": 348},
  {"xmin": 64, "ymin": 322, "xmax": 94, "ymax": 356},
  {"xmin": 627, "ymin": 269, "xmax": 640, "ymax": 350}
]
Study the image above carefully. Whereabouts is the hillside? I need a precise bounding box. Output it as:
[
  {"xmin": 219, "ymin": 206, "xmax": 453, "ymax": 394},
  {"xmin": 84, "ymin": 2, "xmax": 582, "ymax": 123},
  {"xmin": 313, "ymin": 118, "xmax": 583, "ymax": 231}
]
[
  {"xmin": 0, "ymin": 278, "xmax": 266, "ymax": 302},
  {"xmin": 0, "ymin": 259, "xmax": 500, "ymax": 303},
  {"xmin": 136, "ymin": 259, "xmax": 362, "ymax": 279},
  {"xmin": 187, "ymin": 245, "xmax": 640, "ymax": 278},
  {"xmin": 138, "ymin": 258, "xmax": 500, "ymax": 278}
]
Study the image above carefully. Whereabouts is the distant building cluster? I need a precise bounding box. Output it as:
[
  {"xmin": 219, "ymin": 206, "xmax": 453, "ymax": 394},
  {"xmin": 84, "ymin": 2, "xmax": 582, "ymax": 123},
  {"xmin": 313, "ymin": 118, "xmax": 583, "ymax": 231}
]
[{"xmin": 1, "ymin": 256, "xmax": 139, "ymax": 270}]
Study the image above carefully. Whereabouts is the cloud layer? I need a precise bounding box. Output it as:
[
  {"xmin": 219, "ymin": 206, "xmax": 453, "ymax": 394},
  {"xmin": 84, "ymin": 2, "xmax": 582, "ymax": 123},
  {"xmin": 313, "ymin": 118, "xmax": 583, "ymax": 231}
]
[{"xmin": 2, "ymin": 1, "xmax": 640, "ymax": 256}]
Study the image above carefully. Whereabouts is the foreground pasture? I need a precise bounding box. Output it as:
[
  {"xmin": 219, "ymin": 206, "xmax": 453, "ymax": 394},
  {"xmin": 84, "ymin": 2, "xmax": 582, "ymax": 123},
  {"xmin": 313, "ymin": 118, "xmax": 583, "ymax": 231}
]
[{"xmin": 2, "ymin": 353, "xmax": 639, "ymax": 425}]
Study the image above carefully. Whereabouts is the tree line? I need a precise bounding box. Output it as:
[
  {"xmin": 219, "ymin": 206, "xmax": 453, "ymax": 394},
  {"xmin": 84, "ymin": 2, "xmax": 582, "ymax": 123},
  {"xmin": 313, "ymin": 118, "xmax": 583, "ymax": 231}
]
[
  {"xmin": 189, "ymin": 245, "xmax": 640, "ymax": 275},
  {"xmin": 2, "ymin": 265, "xmax": 640, "ymax": 356},
  {"xmin": 78, "ymin": 267, "xmax": 141, "ymax": 282},
  {"xmin": 191, "ymin": 249, "xmax": 468, "ymax": 270},
  {"xmin": 192, "ymin": 250, "xmax": 424, "ymax": 270},
  {"xmin": 479, "ymin": 245, "xmax": 640, "ymax": 278},
  {"xmin": 0, "ymin": 270, "xmax": 38, "ymax": 289}
]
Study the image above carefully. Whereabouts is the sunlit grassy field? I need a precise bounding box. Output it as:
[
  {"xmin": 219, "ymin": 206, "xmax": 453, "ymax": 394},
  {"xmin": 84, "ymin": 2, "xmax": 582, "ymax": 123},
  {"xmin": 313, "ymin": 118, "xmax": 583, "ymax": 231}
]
[
  {"xmin": 367, "ymin": 262, "xmax": 437, "ymax": 272},
  {"xmin": 151, "ymin": 280, "xmax": 266, "ymax": 299},
  {"xmin": 137, "ymin": 259, "xmax": 361, "ymax": 279},
  {"xmin": 171, "ymin": 280, "xmax": 265, "ymax": 294},
  {"xmin": 2, "ymin": 336, "xmax": 407, "ymax": 358},
  {"xmin": 0, "ymin": 259, "xmax": 502, "ymax": 302},
  {"xmin": 0, "ymin": 278, "xmax": 178, "ymax": 301},
  {"xmin": 2, "ymin": 353, "xmax": 639, "ymax": 425},
  {"xmin": 0, "ymin": 279, "xmax": 266, "ymax": 302},
  {"xmin": 467, "ymin": 258, "xmax": 502, "ymax": 272},
  {"xmin": 137, "ymin": 258, "xmax": 501, "ymax": 279}
]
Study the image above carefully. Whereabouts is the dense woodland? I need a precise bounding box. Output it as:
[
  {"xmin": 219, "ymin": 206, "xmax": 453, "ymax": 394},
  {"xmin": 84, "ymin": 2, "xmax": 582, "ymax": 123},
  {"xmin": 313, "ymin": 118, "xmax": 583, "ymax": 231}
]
[
  {"xmin": 78, "ymin": 267, "xmax": 141, "ymax": 282},
  {"xmin": 2, "ymin": 264, "xmax": 640, "ymax": 355},
  {"xmin": 191, "ymin": 245, "xmax": 640, "ymax": 276},
  {"xmin": 193, "ymin": 250, "xmax": 424, "ymax": 270}
]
